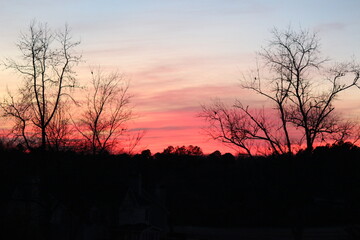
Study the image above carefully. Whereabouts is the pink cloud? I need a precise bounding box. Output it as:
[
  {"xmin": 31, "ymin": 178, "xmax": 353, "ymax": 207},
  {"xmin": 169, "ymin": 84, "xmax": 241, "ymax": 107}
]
[{"xmin": 128, "ymin": 106, "xmax": 235, "ymax": 154}]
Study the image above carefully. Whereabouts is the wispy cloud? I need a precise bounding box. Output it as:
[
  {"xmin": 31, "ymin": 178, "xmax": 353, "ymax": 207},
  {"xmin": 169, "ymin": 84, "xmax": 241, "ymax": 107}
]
[
  {"xmin": 130, "ymin": 125, "xmax": 197, "ymax": 132},
  {"xmin": 314, "ymin": 22, "xmax": 347, "ymax": 33}
]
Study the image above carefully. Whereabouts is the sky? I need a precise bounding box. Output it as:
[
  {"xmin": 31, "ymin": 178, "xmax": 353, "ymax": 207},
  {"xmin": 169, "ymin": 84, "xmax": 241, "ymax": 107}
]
[{"xmin": 0, "ymin": 0, "xmax": 360, "ymax": 154}]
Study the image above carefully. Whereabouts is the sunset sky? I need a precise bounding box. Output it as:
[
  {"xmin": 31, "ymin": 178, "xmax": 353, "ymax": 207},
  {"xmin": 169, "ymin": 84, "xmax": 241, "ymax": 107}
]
[{"xmin": 1, "ymin": 0, "xmax": 360, "ymax": 154}]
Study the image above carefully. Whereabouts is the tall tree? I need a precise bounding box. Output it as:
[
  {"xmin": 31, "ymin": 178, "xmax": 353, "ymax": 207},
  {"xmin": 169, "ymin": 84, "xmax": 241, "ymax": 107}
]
[
  {"xmin": 1, "ymin": 21, "xmax": 81, "ymax": 150},
  {"xmin": 258, "ymin": 28, "xmax": 360, "ymax": 151},
  {"xmin": 75, "ymin": 69, "xmax": 132, "ymax": 154},
  {"xmin": 201, "ymin": 27, "xmax": 360, "ymax": 154}
]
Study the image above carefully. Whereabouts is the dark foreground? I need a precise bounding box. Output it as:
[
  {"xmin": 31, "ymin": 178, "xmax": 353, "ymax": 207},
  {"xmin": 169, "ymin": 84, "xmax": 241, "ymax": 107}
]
[
  {"xmin": 1, "ymin": 142, "xmax": 360, "ymax": 239},
  {"xmin": 171, "ymin": 225, "xmax": 357, "ymax": 240}
]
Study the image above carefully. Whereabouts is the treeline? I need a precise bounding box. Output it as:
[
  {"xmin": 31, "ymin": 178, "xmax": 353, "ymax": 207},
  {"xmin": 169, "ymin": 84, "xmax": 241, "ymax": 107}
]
[{"xmin": 1, "ymin": 142, "xmax": 360, "ymax": 227}]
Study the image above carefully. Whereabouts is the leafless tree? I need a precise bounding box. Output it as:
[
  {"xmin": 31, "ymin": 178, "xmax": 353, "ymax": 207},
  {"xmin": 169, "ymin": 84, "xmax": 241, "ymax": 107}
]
[
  {"xmin": 258, "ymin": 28, "xmax": 360, "ymax": 151},
  {"xmin": 200, "ymin": 99, "xmax": 286, "ymax": 156},
  {"xmin": 75, "ymin": 69, "xmax": 132, "ymax": 154},
  {"xmin": 200, "ymin": 100, "xmax": 253, "ymax": 156},
  {"xmin": 330, "ymin": 119, "xmax": 360, "ymax": 145},
  {"xmin": 241, "ymin": 61, "xmax": 293, "ymax": 153},
  {"xmin": 1, "ymin": 88, "xmax": 33, "ymax": 149},
  {"xmin": 2, "ymin": 21, "xmax": 81, "ymax": 150},
  {"xmin": 46, "ymin": 101, "xmax": 73, "ymax": 151},
  {"xmin": 201, "ymin": 27, "xmax": 360, "ymax": 153},
  {"xmin": 125, "ymin": 130, "xmax": 146, "ymax": 155}
]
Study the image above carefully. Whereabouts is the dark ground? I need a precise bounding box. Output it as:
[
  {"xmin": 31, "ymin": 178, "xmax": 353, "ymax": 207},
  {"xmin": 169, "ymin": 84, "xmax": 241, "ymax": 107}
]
[{"xmin": 1, "ymin": 142, "xmax": 360, "ymax": 239}]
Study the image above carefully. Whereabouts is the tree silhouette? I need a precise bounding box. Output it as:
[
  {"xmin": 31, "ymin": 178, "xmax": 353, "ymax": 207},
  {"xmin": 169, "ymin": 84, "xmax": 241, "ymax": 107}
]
[
  {"xmin": 162, "ymin": 145, "xmax": 203, "ymax": 155},
  {"xmin": 200, "ymin": 100, "xmax": 255, "ymax": 156},
  {"xmin": 1, "ymin": 21, "xmax": 80, "ymax": 150},
  {"xmin": 74, "ymin": 68, "xmax": 132, "ymax": 154},
  {"xmin": 246, "ymin": 27, "xmax": 360, "ymax": 152},
  {"xmin": 46, "ymin": 101, "xmax": 73, "ymax": 151},
  {"xmin": 201, "ymin": 27, "xmax": 360, "ymax": 154}
]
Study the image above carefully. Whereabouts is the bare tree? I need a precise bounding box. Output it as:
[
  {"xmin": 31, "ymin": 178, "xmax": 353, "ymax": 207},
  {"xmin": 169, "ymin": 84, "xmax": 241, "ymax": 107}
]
[
  {"xmin": 125, "ymin": 130, "xmax": 146, "ymax": 155},
  {"xmin": 2, "ymin": 21, "xmax": 81, "ymax": 150},
  {"xmin": 75, "ymin": 69, "xmax": 132, "ymax": 154},
  {"xmin": 200, "ymin": 99, "xmax": 286, "ymax": 156},
  {"xmin": 241, "ymin": 61, "xmax": 293, "ymax": 153},
  {"xmin": 201, "ymin": 27, "xmax": 360, "ymax": 153},
  {"xmin": 258, "ymin": 28, "xmax": 360, "ymax": 151},
  {"xmin": 46, "ymin": 101, "xmax": 73, "ymax": 151},
  {"xmin": 200, "ymin": 100, "xmax": 253, "ymax": 156},
  {"xmin": 329, "ymin": 119, "xmax": 360, "ymax": 145},
  {"xmin": 1, "ymin": 88, "xmax": 33, "ymax": 149}
]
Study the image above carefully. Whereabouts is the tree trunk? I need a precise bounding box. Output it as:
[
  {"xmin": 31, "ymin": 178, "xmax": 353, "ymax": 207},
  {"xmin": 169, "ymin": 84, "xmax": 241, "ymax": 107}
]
[
  {"xmin": 306, "ymin": 135, "xmax": 313, "ymax": 152},
  {"xmin": 41, "ymin": 128, "xmax": 46, "ymax": 150}
]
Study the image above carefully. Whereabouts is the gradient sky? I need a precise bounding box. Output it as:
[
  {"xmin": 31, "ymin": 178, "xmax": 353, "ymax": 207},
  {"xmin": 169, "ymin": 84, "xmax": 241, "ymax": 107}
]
[{"xmin": 1, "ymin": 0, "xmax": 360, "ymax": 154}]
